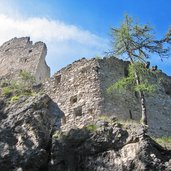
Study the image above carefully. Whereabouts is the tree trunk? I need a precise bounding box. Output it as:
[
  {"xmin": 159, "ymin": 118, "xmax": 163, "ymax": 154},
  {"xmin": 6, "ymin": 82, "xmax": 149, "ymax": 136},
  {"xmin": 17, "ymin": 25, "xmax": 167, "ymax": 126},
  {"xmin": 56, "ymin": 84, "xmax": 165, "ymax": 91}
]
[
  {"xmin": 129, "ymin": 56, "xmax": 148, "ymax": 125},
  {"xmin": 139, "ymin": 91, "xmax": 147, "ymax": 125},
  {"xmin": 134, "ymin": 69, "xmax": 148, "ymax": 125}
]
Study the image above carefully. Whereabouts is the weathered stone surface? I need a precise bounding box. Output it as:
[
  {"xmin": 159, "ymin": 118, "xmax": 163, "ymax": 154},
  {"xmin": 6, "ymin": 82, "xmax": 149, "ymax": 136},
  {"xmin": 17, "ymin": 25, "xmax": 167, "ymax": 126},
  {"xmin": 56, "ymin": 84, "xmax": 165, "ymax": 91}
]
[
  {"xmin": 0, "ymin": 94, "xmax": 60, "ymax": 171},
  {"xmin": 45, "ymin": 57, "xmax": 171, "ymax": 136},
  {"xmin": 50, "ymin": 120, "xmax": 171, "ymax": 171},
  {"xmin": 44, "ymin": 58, "xmax": 103, "ymax": 121},
  {"xmin": 0, "ymin": 37, "xmax": 50, "ymax": 82}
]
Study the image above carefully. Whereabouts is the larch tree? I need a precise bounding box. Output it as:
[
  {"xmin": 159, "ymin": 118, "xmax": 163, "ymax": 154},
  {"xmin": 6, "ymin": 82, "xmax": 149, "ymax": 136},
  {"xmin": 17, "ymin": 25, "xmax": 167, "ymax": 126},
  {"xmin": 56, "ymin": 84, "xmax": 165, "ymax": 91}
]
[{"xmin": 108, "ymin": 15, "xmax": 171, "ymax": 125}]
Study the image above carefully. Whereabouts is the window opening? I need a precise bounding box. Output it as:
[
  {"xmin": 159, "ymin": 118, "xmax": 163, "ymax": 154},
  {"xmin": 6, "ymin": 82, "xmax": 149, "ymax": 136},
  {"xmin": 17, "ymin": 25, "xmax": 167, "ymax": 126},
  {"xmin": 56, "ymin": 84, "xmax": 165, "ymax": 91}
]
[
  {"xmin": 55, "ymin": 75, "xmax": 61, "ymax": 84},
  {"xmin": 74, "ymin": 106, "xmax": 82, "ymax": 117},
  {"xmin": 70, "ymin": 95, "xmax": 77, "ymax": 104}
]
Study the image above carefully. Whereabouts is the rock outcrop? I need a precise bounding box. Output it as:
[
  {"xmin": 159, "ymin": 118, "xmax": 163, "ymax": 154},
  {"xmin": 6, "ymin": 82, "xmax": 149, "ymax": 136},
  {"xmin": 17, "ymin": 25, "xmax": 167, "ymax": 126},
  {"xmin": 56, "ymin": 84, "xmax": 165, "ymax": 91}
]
[
  {"xmin": 0, "ymin": 94, "xmax": 60, "ymax": 171},
  {"xmin": 0, "ymin": 37, "xmax": 50, "ymax": 82},
  {"xmin": 50, "ymin": 119, "xmax": 171, "ymax": 171},
  {"xmin": 0, "ymin": 92, "xmax": 171, "ymax": 171}
]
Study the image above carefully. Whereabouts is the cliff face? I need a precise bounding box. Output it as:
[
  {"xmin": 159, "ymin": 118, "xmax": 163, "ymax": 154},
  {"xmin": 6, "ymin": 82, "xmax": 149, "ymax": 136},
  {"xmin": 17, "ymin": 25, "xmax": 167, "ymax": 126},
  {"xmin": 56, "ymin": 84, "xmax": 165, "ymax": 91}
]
[
  {"xmin": 0, "ymin": 37, "xmax": 50, "ymax": 82},
  {"xmin": 45, "ymin": 57, "xmax": 171, "ymax": 137},
  {"xmin": 0, "ymin": 94, "xmax": 60, "ymax": 170}
]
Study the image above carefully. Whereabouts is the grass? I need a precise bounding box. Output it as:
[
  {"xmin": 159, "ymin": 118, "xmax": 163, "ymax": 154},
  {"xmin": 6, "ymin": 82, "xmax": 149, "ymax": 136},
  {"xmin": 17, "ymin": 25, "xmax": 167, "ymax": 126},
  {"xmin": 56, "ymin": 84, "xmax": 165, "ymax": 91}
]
[
  {"xmin": 52, "ymin": 131, "xmax": 62, "ymax": 138},
  {"xmin": 117, "ymin": 119, "xmax": 139, "ymax": 126},
  {"xmin": 97, "ymin": 115, "xmax": 112, "ymax": 122},
  {"xmin": 97, "ymin": 115, "xmax": 140, "ymax": 127},
  {"xmin": 0, "ymin": 70, "xmax": 39, "ymax": 104},
  {"xmin": 153, "ymin": 137, "xmax": 171, "ymax": 149},
  {"xmin": 10, "ymin": 95, "xmax": 20, "ymax": 102},
  {"xmin": 2, "ymin": 87, "xmax": 12, "ymax": 96},
  {"xmin": 84, "ymin": 124, "xmax": 97, "ymax": 132}
]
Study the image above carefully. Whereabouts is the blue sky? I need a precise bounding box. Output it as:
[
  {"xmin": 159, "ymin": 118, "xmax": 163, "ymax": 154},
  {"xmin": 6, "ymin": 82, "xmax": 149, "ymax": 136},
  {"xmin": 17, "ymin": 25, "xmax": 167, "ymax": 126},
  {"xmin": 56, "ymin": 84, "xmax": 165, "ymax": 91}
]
[{"xmin": 0, "ymin": 0, "xmax": 171, "ymax": 75}]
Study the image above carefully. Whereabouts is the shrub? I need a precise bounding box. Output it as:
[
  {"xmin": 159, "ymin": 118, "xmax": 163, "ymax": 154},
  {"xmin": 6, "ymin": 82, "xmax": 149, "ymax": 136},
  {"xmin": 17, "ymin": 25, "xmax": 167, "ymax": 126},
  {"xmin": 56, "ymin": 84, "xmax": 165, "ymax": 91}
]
[
  {"xmin": 1, "ymin": 70, "xmax": 37, "ymax": 101},
  {"xmin": 97, "ymin": 115, "xmax": 112, "ymax": 123},
  {"xmin": 10, "ymin": 95, "xmax": 20, "ymax": 102},
  {"xmin": 153, "ymin": 137, "xmax": 171, "ymax": 144},
  {"xmin": 95, "ymin": 55, "xmax": 101, "ymax": 59},
  {"xmin": 19, "ymin": 70, "xmax": 35, "ymax": 85},
  {"xmin": 84, "ymin": 124, "xmax": 97, "ymax": 132},
  {"xmin": 117, "ymin": 119, "xmax": 139, "ymax": 127},
  {"xmin": 2, "ymin": 87, "xmax": 12, "ymax": 97}
]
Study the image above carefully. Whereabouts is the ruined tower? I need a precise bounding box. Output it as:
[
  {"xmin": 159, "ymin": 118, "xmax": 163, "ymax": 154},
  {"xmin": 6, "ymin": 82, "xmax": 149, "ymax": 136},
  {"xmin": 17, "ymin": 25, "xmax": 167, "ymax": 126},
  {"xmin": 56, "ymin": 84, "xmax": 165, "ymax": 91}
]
[{"xmin": 0, "ymin": 37, "xmax": 50, "ymax": 82}]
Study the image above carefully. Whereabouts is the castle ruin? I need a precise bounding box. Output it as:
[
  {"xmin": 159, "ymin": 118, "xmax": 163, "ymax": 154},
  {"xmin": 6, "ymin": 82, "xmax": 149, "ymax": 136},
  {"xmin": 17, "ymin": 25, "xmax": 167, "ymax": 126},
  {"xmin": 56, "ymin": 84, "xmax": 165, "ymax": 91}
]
[
  {"xmin": 0, "ymin": 37, "xmax": 50, "ymax": 82},
  {"xmin": 45, "ymin": 57, "xmax": 171, "ymax": 136},
  {"xmin": 0, "ymin": 37, "xmax": 171, "ymax": 136}
]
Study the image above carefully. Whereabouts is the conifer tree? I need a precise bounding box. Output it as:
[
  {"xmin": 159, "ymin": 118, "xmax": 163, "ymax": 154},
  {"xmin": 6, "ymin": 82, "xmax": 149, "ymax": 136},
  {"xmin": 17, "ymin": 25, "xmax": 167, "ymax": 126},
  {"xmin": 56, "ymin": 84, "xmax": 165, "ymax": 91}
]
[{"xmin": 109, "ymin": 15, "xmax": 171, "ymax": 125}]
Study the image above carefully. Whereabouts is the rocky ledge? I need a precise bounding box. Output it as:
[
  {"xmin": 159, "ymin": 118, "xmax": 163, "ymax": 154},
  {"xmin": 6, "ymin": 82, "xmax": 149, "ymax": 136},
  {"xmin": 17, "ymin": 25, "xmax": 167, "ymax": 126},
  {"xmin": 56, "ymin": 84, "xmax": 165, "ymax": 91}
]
[
  {"xmin": 50, "ymin": 120, "xmax": 171, "ymax": 171},
  {"xmin": 0, "ymin": 93, "xmax": 171, "ymax": 171}
]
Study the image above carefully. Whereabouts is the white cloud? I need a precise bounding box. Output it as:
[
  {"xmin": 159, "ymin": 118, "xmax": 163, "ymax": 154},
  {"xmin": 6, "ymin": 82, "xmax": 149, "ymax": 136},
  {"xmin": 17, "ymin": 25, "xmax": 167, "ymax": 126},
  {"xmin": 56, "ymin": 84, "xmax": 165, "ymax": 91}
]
[{"xmin": 0, "ymin": 14, "xmax": 108, "ymax": 74}]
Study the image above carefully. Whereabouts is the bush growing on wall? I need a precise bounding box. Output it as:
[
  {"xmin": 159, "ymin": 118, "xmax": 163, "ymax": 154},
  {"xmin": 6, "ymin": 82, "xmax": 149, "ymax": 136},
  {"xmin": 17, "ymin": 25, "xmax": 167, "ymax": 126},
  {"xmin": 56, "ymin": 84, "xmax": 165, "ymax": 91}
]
[{"xmin": 0, "ymin": 70, "xmax": 37, "ymax": 102}]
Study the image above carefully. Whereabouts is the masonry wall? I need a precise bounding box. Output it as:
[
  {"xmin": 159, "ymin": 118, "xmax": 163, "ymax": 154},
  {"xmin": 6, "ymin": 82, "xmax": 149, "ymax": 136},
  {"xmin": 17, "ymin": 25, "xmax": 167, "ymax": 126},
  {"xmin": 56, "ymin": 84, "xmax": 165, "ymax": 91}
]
[
  {"xmin": 97, "ymin": 57, "xmax": 141, "ymax": 120},
  {"xmin": 98, "ymin": 57, "xmax": 171, "ymax": 136},
  {"xmin": 145, "ymin": 72, "xmax": 171, "ymax": 136},
  {"xmin": 0, "ymin": 37, "xmax": 50, "ymax": 82},
  {"xmin": 45, "ymin": 58, "xmax": 103, "ymax": 123},
  {"xmin": 45, "ymin": 57, "xmax": 141, "ymax": 120},
  {"xmin": 45, "ymin": 57, "xmax": 171, "ymax": 136}
]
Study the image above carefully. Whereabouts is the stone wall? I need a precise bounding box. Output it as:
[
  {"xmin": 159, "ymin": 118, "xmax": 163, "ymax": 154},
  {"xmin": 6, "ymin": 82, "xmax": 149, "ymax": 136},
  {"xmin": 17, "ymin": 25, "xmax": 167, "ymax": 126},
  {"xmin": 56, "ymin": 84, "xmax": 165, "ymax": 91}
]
[
  {"xmin": 0, "ymin": 37, "xmax": 50, "ymax": 82},
  {"xmin": 145, "ymin": 72, "xmax": 171, "ymax": 136},
  {"xmin": 98, "ymin": 57, "xmax": 141, "ymax": 120},
  {"xmin": 98, "ymin": 57, "xmax": 171, "ymax": 136},
  {"xmin": 44, "ymin": 57, "xmax": 139, "ymax": 121},
  {"xmin": 45, "ymin": 58, "xmax": 103, "ymax": 123},
  {"xmin": 45, "ymin": 57, "xmax": 171, "ymax": 136}
]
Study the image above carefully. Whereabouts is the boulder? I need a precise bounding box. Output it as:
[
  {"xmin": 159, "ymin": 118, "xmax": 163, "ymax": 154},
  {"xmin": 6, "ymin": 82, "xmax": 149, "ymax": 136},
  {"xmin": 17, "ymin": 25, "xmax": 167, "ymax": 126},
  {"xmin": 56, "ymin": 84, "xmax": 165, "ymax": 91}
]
[{"xmin": 0, "ymin": 94, "xmax": 57, "ymax": 171}]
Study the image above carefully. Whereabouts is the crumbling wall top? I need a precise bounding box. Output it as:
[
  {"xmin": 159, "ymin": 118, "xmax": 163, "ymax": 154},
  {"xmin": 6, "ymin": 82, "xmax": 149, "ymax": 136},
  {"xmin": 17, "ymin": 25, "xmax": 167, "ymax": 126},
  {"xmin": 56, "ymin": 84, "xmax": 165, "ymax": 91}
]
[{"xmin": 0, "ymin": 37, "xmax": 50, "ymax": 82}]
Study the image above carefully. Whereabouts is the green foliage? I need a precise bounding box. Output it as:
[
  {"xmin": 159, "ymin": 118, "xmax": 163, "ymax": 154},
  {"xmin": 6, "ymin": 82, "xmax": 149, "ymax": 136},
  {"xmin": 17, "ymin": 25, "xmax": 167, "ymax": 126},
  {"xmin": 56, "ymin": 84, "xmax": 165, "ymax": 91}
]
[
  {"xmin": 0, "ymin": 70, "xmax": 37, "ymax": 102},
  {"xmin": 117, "ymin": 119, "xmax": 139, "ymax": 126},
  {"xmin": 95, "ymin": 55, "xmax": 102, "ymax": 59},
  {"xmin": 111, "ymin": 14, "xmax": 171, "ymax": 60},
  {"xmin": 107, "ymin": 76, "xmax": 134, "ymax": 93},
  {"xmin": 108, "ymin": 63, "xmax": 156, "ymax": 94},
  {"xmin": 84, "ymin": 124, "xmax": 97, "ymax": 132},
  {"xmin": 154, "ymin": 137, "xmax": 171, "ymax": 143},
  {"xmin": 2, "ymin": 87, "xmax": 12, "ymax": 97},
  {"xmin": 52, "ymin": 131, "xmax": 62, "ymax": 139},
  {"xmin": 98, "ymin": 115, "xmax": 111, "ymax": 122},
  {"xmin": 110, "ymin": 14, "xmax": 170, "ymax": 92},
  {"xmin": 109, "ymin": 14, "xmax": 171, "ymax": 126},
  {"xmin": 153, "ymin": 137, "xmax": 171, "ymax": 149},
  {"xmin": 110, "ymin": 14, "xmax": 170, "ymax": 93},
  {"xmin": 10, "ymin": 95, "xmax": 20, "ymax": 102},
  {"xmin": 19, "ymin": 70, "xmax": 35, "ymax": 85},
  {"xmin": 134, "ymin": 82, "xmax": 155, "ymax": 92},
  {"xmin": 97, "ymin": 115, "xmax": 116, "ymax": 125}
]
